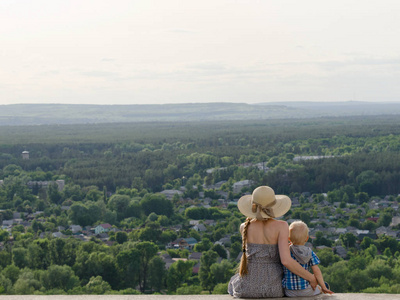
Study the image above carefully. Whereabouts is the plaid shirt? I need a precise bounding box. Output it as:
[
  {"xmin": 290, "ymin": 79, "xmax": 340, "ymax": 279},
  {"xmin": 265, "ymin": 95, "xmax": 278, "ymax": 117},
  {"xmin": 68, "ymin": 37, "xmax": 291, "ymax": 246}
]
[{"xmin": 282, "ymin": 249, "xmax": 320, "ymax": 290}]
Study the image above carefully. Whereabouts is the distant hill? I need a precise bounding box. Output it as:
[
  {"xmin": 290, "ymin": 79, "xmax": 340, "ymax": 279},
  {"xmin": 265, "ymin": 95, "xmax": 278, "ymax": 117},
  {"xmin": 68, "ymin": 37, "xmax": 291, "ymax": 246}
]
[{"xmin": 1, "ymin": 101, "xmax": 400, "ymax": 125}]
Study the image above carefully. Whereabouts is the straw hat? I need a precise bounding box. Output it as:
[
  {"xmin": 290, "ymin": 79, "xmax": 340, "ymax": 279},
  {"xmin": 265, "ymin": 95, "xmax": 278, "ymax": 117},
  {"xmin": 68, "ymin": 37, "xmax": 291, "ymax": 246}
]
[{"xmin": 237, "ymin": 186, "xmax": 291, "ymax": 220}]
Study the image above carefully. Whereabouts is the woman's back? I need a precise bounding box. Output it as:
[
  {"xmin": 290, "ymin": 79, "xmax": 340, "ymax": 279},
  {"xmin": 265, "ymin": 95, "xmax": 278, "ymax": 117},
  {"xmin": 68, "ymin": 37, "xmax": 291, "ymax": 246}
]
[
  {"xmin": 242, "ymin": 218, "xmax": 283, "ymax": 245},
  {"xmin": 229, "ymin": 219, "xmax": 285, "ymax": 298}
]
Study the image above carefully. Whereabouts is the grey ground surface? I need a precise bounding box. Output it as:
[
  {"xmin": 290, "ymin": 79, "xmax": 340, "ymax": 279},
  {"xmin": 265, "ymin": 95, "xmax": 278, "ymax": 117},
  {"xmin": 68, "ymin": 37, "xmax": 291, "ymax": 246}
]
[{"xmin": 0, "ymin": 294, "xmax": 400, "ymax": 300}]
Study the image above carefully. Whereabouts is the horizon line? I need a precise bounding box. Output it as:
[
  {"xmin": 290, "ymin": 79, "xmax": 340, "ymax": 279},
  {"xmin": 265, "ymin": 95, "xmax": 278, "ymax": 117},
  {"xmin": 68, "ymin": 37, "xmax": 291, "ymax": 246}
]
[{"xmin": 2, "ymin": 100, "xmax": 400, "ymax": 106}]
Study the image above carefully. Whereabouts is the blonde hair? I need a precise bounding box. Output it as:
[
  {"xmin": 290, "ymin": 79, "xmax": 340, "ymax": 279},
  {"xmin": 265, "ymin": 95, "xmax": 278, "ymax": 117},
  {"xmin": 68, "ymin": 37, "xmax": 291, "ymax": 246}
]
[
  {"xmin": 289, "ymin": 221, "xmax": 309, "ymax": 245},
  {"xmin": 238, "ymin": 217, "xmax": 252, "ymax": 276}
]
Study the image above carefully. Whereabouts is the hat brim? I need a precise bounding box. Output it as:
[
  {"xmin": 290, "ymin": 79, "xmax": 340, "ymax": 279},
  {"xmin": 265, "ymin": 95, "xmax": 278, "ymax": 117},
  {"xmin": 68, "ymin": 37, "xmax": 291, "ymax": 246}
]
[{"xmin": 237, "ymin": 194, "xmax": 291, "ymax": 219}]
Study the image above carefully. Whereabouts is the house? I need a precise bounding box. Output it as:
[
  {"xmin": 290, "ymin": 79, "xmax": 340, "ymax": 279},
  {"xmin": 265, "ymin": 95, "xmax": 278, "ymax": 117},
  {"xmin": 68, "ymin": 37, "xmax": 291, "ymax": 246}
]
[
  {"xmin": 376, "ymin": 226, "xmax": 388, "ymax": 235},
  {"xmin": 216, "ymin": 198, "xmax": 225, "ymax": 204},
  {"xmin": 358, "ymin": 233, "xmax": 377, "ymax": 241},
  {"xmin": 26, "ymin": 180, "xmax": 65, "ymax": 191},
  {"xmin": 314, "ymin": 225, "xmax": 326, "ymax": 232},
  {"xmin": 391, "ymin": 216, "xmax": 400, "ymax": 227},
  {"xmin": 69, "ymin": 225, "xmax": 82, "ymax": 234},
  {"xmin": 25, "ymin": 214, "xmax": 35, "ymax": 221},
  {"xmin": 376, "ymin": 226, "xmax": 397, "ymax": 237},
  {"xmin": 74, "ymin": 234, "xmax": 87, "ymax": 241},
  {"xmin": 335, "ymin": 246, "xmax": 347, "ymax": 258},
  {"xmin": 217, "ymin": 191, "xmax": 229, "ymax": 199},
  {"xmin": 325, "ymin": 227, "xmax": 336, "ymax": 235},
  {"xmin": 233, "ymin": 180, "xmax": 254, "ymax": 194},
  {"xmin": 291, "ymin": 198, "xmax": 300, "ymax": 207},
  {"xmin": 356, "ymin": 230, "xmax": 369, "ymax": 235},
  {"xmin": 96, "ymin": 233, "xmax": 109, "ymax": 241},
  {"xmin": 160, "ymin": 253, "xmax": 175, "ymax": 269},
  {"xmin": 169, "ymin": 237, "xmax": 198, "ymax": 250},
  {"xmin": 94, "ymin": 223, "xmax": 112, "ymax": 234},
  {"xmin": 32, "ymin": 211, "xmax": 44, "ymax": 217},
  {"xmin": 192, "ymin": 224, "xmax": 207, "ymax": 232},
  {"xmin": 320, "ymin": 200, "xmax": 331, "ymax": 207},
  {"xmin": 201, "ymin": 198, "xmax": 211, "ymax": 206},
  {"xmin": 214, "ymin": 181, "xmax": 227, "ymax": 189},
  {"xmin": 377, "ymin": 198, "xmax": 392, "ymax": 208},
  {"xmin": 254, "ymin": 162, "xmax": 269, "ymax": 172},
  {"xmin": 185, "ymin": 237, "xmax": 198, "ymax": 249},
  {"xmin": 39, "ymin": 232, "xmax": 49, "ymax": 239},
  {"xmin": 206, "ymin": 167, "xmax": 227, "ymax": 175},
  {"xmin": 192, "ymin": 262, "xmax": 201, "ymax": 274},
  {"xmin": 383, "ymin": 195, "xmax": 394, "ymax": 201},
  {"xmin": 238, "ymin": 163, "xmax": 253, "ymax": 168},
  {"xmin": 159, "ymin": 189, "xmax": 183, "ymax": 200},
  {"xmin": 215, "ymin": 236, "xmax": 231, "ymax": 247},
  {"xmin": 335, "ymin": 228, "xmax": 347, "ymax": 235},
  {"xmin": 52, "ymin": 232, "xmax": 64, "ymax": 238},
  {"xmin": 204, "ymin": 220, "xmax": 216, "ymax": 226},
  {"xmin": 170, "ymin": 224, "xmax": 182, "ymax": 232},
  {"xmin": 367, "ymin": 217, "xmax": 379, "ymax": 223},
  {"xmin": 369, "ymin": 200, "xmax": 379, "ymax": 210},
  {"xmin": 20, "ymin": 221, "xmax": 31, "ymax": 227},
  {"xmin": 189, "ymin": 252, "xmax": 202, "ymax": 260},
  {"xmin": 2, "ymin": 220, "xmax": 14, "ymax": 227},
  {"xmin": 13, "ymin": 219, "xmax": 23, "ymax": 225}
]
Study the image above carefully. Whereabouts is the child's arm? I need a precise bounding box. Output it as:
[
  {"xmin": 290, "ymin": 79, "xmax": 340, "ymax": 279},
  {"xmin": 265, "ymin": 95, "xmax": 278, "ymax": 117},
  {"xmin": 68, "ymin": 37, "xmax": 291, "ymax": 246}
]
[{"xmin": 311, "ymin": 265, "xmax": 334, "ymax": 294}]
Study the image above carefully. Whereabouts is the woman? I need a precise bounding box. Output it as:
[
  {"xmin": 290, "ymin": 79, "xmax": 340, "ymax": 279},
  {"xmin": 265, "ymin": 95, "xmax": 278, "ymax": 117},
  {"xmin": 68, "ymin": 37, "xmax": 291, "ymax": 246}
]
[{"xmin": 228, "ymin": 186, "xmax": 317, "ymax": 298}]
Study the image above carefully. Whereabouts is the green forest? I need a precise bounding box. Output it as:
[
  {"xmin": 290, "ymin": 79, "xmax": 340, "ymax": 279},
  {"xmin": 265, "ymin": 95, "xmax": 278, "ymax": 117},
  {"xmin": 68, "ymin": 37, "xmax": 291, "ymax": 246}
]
[{"xmin": 1, "ymin": 116, "xmax": 400, "ymax": 294}]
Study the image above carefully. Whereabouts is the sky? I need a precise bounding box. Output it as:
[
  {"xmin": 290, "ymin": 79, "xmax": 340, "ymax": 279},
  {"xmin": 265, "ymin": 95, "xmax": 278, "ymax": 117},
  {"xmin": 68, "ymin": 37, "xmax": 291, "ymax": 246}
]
[{"xmin": 1, "ymin": 0, "xmax": 400, "ymax": 105}]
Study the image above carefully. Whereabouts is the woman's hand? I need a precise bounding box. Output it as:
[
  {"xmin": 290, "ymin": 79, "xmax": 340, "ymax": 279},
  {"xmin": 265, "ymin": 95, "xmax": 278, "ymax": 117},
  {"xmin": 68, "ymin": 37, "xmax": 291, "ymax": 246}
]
[{"xmin": 321, "ymin": 285, "xmax": 334, "ymax": 294}]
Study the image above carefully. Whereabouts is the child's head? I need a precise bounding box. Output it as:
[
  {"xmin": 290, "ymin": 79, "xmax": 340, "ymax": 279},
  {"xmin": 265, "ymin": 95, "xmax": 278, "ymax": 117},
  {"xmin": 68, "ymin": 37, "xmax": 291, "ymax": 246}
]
[{"xmin": 289, "ymin": 221, "xmax": 309, "ymax": 245}]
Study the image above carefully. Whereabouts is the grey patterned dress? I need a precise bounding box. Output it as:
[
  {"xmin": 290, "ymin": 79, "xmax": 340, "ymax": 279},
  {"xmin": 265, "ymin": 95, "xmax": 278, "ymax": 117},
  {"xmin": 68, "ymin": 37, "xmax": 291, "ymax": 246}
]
[{"xmin": 228, "ymin": 243, "xmax": 284, "ymax": 298}]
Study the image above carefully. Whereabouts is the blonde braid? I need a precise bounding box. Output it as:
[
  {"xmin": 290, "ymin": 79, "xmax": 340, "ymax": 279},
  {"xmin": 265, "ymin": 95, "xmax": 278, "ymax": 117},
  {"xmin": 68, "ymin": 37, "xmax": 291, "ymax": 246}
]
[{"xmin": 239, "ymin": 217, "xmax": 252, "ymax": 276}]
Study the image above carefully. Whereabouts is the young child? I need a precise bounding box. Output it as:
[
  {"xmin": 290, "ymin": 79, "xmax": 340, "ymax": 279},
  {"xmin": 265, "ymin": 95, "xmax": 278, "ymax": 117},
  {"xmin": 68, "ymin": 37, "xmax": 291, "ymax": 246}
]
[{"xmin": 282, "ymin": 221, "xmax": 334, "ymax": 297}]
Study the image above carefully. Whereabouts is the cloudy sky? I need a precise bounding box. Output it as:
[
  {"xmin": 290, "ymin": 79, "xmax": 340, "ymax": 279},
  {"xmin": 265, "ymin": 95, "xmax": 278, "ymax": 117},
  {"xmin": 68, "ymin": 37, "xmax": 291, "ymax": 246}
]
[{"xmin": 1, "ymin": 0, "xmax": 400, "ymax": 105}]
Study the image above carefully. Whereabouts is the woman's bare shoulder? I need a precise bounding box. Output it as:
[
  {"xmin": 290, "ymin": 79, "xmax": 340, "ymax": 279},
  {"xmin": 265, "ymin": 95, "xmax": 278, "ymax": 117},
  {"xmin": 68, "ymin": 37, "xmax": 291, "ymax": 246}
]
[
  {"xmin": 239, "ymin": 222, "xmax": 245, "ymax": 234},
  {"xmin": 268, "ymin": 219, "xmax": 289, "ymax": 229}
]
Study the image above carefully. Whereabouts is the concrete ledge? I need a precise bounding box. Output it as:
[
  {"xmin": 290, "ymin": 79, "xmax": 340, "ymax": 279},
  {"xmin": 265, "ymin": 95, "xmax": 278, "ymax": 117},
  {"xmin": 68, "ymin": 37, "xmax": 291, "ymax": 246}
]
[{"xmin": 0, "ymin": 294, "xmax": 399, "ymax": 300}]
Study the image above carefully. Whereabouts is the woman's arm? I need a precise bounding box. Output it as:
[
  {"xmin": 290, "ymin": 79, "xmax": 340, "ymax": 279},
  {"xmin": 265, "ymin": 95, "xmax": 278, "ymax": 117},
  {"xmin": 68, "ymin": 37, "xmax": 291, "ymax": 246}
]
[
  {"xmin": 311, "ymin": 265, "xmax": 334, "ymax": 294},
  {"xmin": 277, "ymin": 221, "xmax": 318, "ymax": 289}
]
